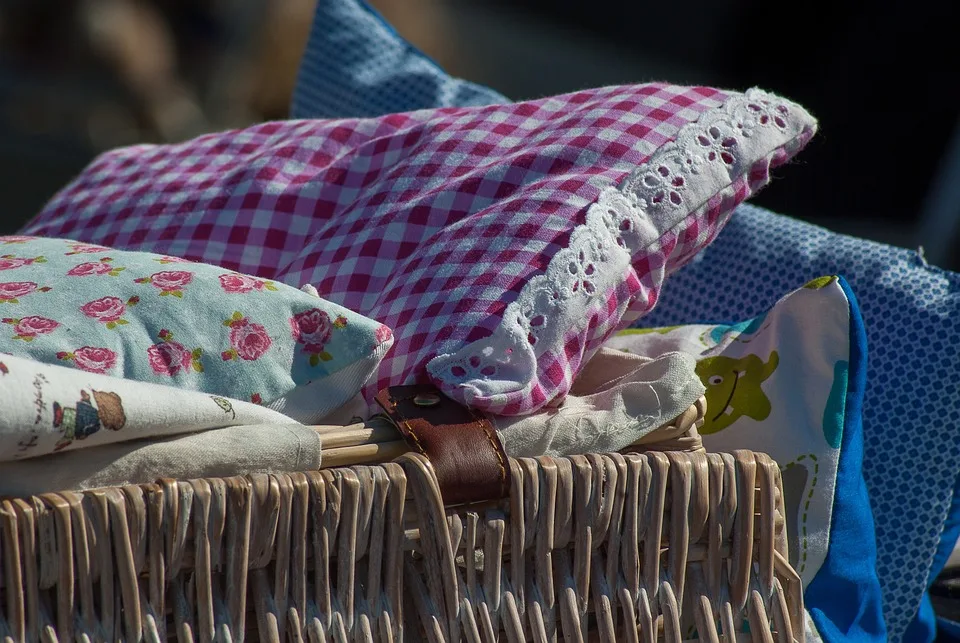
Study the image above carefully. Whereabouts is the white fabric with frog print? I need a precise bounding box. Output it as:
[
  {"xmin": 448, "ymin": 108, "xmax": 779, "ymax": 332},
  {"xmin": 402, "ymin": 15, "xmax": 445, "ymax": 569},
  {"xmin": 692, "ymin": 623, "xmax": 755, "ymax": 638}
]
[{"xmin": 605, "ymin": 275, "xmax": 856, "ymax": 589}]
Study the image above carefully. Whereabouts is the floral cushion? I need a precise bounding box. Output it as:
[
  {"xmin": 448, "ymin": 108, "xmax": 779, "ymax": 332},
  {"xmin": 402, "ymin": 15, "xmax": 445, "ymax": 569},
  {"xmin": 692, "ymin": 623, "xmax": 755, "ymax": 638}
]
[
  {"xmin": 23, "ymin": 84, "xmax": 816, "ymax": 415},
  {"xmin": 0, "ymin": 236, "xmax": 393, "ymax": 422}
]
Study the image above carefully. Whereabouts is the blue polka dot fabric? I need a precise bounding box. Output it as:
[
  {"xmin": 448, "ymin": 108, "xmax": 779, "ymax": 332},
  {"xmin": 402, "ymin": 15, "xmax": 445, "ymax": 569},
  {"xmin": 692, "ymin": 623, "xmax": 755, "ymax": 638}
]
[
  {"xmin": 641, "ymin": 204, "xmax": 960, "ymax": 641},
  {"xmin": 290, "ymin": 0, "xmax": 507, "ymax": 119},
  {"xmin": 288, "ymin": 4, "xmax": 960, "ymax": 639}
]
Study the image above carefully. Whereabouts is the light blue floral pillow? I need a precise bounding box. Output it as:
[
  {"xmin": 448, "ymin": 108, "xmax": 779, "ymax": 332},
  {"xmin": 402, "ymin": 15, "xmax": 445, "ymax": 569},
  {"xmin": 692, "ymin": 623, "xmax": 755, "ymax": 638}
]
[{"xmin": 0, "ymin": 236, "xmax": 393, "ymax": 422}]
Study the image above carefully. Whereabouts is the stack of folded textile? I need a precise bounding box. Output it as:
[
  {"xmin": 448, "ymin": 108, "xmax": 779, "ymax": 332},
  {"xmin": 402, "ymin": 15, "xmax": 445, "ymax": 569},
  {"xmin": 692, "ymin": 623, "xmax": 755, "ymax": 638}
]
[
  {"xmin": 6, "ymin": 79, "xmax": 869, "ymax": 639},
  {"xmin": 1, "ymin": 80, "xmax": 814, "ymax": 489}
]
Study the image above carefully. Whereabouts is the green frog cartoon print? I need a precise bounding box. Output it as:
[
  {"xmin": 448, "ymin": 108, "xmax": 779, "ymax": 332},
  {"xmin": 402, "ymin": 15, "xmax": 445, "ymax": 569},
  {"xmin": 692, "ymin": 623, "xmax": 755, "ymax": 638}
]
[
  {"xmin": 696, "ymin": 351, "xmax": 779, "ymax": 434},
  {"xmin": 803, "ymin": 275, "xmax": 838, "ymax": 290},
  {"xmin": 53, "ymin": 389, "xmax": 127, "ymax": 451}
]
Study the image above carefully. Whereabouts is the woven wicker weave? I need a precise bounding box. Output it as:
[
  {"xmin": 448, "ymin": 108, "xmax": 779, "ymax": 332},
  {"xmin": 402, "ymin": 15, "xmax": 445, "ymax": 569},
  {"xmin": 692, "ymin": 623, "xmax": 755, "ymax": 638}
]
[
  {"xmin": 0, "ymin": 450, "xmax": 800, "ymax": 642},
  {"xmin": 0, "ymin": 394, "xmax": 803, "ymax": 642}
]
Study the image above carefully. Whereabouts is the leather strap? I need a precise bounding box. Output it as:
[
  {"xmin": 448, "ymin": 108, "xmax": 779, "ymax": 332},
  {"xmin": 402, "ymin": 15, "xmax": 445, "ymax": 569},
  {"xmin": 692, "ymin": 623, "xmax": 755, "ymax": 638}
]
[{"xmin": 374, "ymin": 385, "xmax": 510, "ymax": 505}]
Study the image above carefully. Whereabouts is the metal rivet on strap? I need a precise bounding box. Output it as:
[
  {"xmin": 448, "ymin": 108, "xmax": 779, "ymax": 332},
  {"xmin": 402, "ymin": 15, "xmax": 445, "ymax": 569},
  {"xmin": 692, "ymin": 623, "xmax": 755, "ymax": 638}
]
[{"xmin": 413, "ymin": 393, "xmax": 441, "ymax": 407}]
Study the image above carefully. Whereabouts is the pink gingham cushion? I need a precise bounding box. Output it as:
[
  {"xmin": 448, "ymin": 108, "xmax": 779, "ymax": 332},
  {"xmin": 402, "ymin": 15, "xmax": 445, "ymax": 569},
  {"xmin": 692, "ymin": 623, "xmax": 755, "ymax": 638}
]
[{"xmin": 24, "ymin": 84, "xmax": 816, "ymax": 415}]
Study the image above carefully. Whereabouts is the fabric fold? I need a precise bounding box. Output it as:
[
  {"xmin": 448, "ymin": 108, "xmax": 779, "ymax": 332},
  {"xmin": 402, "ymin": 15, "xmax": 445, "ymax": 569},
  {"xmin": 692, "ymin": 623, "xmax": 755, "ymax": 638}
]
[
  {"xmin": 493, "ymin": 347, "xmax": 705, "ymax": 457},
  {"xmin": 0, "ymin": 422, "xmax": 322, "ymax": 496},
  {"xmin": 0, "ymin": 352, "xmax": 299, "ymax": 461}
]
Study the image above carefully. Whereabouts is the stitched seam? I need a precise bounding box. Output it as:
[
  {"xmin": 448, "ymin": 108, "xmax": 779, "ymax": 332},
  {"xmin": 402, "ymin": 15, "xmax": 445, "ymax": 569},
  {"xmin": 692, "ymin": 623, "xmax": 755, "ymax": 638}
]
[
  {"xmin": 389, "ymin": 389, "xmax": 507, "ymax": 496},
  {"xmin": 402, "ymin": 420, "xmax": 427, "ymax": 456},
  {"xmin": 468, "ymin": 407, "xmax": 508, "ymax": 496},
  {"xmin": 384, "ymin": 395, "xmax": 428, "ymax": 457}
]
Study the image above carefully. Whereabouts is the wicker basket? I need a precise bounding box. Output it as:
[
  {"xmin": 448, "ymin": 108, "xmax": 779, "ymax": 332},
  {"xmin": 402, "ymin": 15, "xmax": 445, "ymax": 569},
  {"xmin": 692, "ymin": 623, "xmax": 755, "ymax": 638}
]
[{"xmin": 0, "ymin": 398, "xmax": 803, "ymax": 642}]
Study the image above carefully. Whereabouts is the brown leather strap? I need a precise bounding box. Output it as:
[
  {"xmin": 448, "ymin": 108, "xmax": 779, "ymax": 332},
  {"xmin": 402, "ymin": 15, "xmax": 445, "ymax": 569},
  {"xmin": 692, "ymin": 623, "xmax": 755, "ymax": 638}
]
[{"xmin": 374, "ymin": 385, "xmax": 510, "ymax": 505}]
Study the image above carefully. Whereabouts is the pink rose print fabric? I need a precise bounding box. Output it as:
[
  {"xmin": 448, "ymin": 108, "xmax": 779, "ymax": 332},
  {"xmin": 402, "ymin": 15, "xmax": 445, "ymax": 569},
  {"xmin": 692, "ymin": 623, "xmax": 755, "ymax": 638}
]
[
  {"xmin": 289, "ymin": 309, "xmax": 354, "ymax": 366},
  {"xmin": 136, "ymin": 270, "xmax": 193, "ymax": 297},
  {"xmin": 219, "ymin": 274, "xmax": 278, "ymax": 294},
  {"xmin": 80, "ymin": 297, "xmax": 125, "ymax": 322},
  {"xmin": 3, "ymin": 316, "xmax": 59, "ymax": 341},
  {"xmin": 80, "ymin": 296, "xmax": 138, "ymax": 329},
  {"xmin": 154, "ymin": 255, "xmax": 192, "ymax": 265},
  {"xmin": 0, "ymin": 255, "xmax": 46, "ymax": 271},
  {"xmin": 148, "ymin": 329, "xmax": 202, "ymax": 375},
  {"xmin": 65, "ymin": 243, "xmax": 111, "ymax": 255},
  {"xmin": 222, "ymin": 312, "xmax": 272, "ymax": 361},
  {"xmin": 0, "ymin": 236, "xmax": 393, "ymax": 421},
  {"xmin": 57, "ymin": 346, "xmax": 117, "ymax": 374},
  {"xmin": 374, "ymin": 324, "xmax": 393, "ymax": 346},
  {"xmin": 0, "ymin": 281, "xmax": 51, "ymax": 304},
  {"xmin": 67, "ymin": 258, "xmax": 124, "ymax": 277},
  {"xmin": 291, "ymin": 308, "xmax": 333, "ymax": 352}
]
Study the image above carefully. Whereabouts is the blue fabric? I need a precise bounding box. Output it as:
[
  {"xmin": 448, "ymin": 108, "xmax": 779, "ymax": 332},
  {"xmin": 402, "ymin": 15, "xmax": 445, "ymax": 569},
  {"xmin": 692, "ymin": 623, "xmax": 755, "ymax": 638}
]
[
  {"xmin": 906, "ymin": 476, "xmax": 960, "ymax": 642},
  {"xmin": 287, "ymin": 4, "xmax": 960, "ymax": 638},
  {"xmin": 290, "ymin": 0, "xmax": 507, "ymax": 119},
  {"xmin": 904, "ymin": 596, "xmax": 937, "ymax": 643},
  {"xmin": 804, "ymin": 277, "xmax": 886, "ymax": 642},
  {"xmin": 932, "ymin": 475, "xmax": 960, "ymax": 582}
]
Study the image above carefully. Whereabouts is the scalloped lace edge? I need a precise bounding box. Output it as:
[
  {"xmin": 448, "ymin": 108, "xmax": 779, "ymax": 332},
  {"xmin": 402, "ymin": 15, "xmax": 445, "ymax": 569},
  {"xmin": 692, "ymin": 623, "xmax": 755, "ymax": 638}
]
[{"xmin": 427, "ymin": 88, "xmax": 816, "ymax": 410}]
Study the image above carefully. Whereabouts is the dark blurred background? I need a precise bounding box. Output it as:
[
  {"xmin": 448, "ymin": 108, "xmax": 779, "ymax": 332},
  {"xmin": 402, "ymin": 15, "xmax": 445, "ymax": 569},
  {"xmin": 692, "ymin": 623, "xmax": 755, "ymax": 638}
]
[{"xmin": 1, "ymin": 0, "xmax": 958, "ymax": 267}]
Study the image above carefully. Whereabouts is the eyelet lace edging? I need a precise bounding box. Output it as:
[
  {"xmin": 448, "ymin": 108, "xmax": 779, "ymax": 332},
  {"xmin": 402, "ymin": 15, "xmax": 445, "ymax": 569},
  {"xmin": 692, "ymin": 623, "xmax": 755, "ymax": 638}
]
[{"xmin": 427, "ymin": 88, "xmax": 816, "ymax": 413}]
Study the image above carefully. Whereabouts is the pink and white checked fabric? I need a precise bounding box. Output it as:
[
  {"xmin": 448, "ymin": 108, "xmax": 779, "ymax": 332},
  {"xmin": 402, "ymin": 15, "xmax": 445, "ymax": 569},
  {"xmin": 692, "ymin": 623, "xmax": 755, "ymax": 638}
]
[{"xmin": 24, "ymin": 83, "xmax": 816, "ymax": 415}]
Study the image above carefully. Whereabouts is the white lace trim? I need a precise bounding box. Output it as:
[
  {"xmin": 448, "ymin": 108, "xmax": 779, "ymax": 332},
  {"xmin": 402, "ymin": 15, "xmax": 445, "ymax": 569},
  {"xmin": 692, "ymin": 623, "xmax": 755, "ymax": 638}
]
[{"xmin": 427, "ymin": 89, "xmax": 816, "ymax": 407}]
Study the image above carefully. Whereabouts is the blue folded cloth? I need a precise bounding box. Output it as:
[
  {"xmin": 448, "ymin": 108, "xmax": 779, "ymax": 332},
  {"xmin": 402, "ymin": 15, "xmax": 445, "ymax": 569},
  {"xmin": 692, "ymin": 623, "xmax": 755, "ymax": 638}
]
[{"xmin": 291, "ymin": 0, "xmax": 506, "ymax": 119}]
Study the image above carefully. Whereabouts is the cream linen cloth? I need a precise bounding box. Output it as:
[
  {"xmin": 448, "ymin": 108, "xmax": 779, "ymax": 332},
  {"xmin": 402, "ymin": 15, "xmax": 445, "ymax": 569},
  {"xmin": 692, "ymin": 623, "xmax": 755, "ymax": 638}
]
[
  {"xmin": 0, "ymin": 423, "xmax": 322, "ymax": 496},
  {"xmin": 322, "ymin": 347, "xmax": 705, "ymax": 458},
  {"xmin": 493, "ymin": 348, "xmax": 705, "ymax": 457}
]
